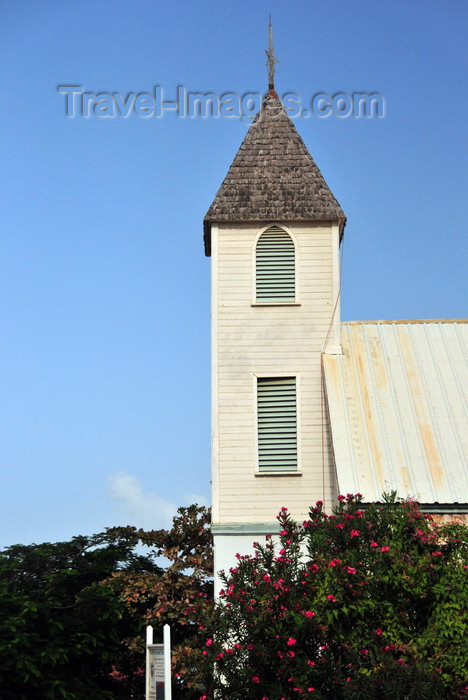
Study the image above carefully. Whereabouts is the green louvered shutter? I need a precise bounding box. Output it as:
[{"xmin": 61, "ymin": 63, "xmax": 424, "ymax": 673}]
[
  {"xmin": 257, "ymin": 377, "xmax": 297, "ymax": 472},
  {"xmin": 256, "ymin": 226, "xmax": 295, "ymax": 301}
]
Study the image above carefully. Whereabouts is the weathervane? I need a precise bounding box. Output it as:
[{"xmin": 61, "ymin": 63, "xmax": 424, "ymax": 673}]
[{"xmin": 265, "ymin": 17, "xmax": 279, "ymax": 90}]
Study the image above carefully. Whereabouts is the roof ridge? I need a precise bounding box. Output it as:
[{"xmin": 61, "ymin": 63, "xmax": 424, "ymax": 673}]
[{"xmin": 343, "ymin": 319, "xmax": 468, "ymax": 325}]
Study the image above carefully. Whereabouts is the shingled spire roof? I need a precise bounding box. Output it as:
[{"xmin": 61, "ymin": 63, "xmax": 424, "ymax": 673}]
[{"xmin": 203, "ymin": 90, "xmax": 346, "ymax": 255}]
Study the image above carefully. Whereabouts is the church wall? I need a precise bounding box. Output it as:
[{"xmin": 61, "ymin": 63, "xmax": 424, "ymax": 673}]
[{"xmin": 211, "ymin": 222, "xmax": 339, "ymax": 527}]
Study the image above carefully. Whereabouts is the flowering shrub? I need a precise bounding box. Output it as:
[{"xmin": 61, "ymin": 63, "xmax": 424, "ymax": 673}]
[{"xmin": 192, "ymin": 494, "xmax": 468, "ymax": 699}]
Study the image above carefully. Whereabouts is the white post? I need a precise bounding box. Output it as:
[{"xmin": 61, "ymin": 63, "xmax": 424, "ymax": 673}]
[
  {"xmin": 146, "ymin": 625, "xmax": 153, "ymax": 700},
  {"xmin": 163, "ymin": 624, "xmax": 172, "ymax": 700}
]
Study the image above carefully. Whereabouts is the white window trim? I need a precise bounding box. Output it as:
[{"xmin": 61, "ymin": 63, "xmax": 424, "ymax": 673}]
[
  {"xmin": 251, "ymin": 301, "xmax": 301, "ymax": 307},
  {"xmin": 253, "ymin": 372, "xmax": 302, "ymax": 476},
  {"xmin": 251, "ymin": 224, "xmax": 300, "ymax": 305}
]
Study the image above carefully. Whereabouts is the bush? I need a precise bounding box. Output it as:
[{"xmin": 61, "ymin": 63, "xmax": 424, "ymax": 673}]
[{"xmin": 193, "ymin": 494, "xmax": 468, "ymax": 699}]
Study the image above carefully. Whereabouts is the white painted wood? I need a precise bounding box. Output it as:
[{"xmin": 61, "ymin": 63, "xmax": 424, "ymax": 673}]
[
  {"xmin": 212, "ymin": 222, "xmax": 340, "ymax": 530},
  {"xmin": 163, "ymin": 624, "xmax": 172, "ymax": 700},
  {"xmin": 213, "ymin": 533, "xmax": 271, "ymax": 596},
  {"xmin": 211, "ymin": 224, "xmax": 220, "ymax": 522},
  {"xmin": 145, "ymin": 626, "xmax": 153, "ymax": 700},
  {"xmin": 330, "ymin": 223, "xmax": 342, "ymax": 351}
]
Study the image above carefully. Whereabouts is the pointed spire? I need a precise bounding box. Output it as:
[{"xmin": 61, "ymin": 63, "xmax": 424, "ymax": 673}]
[
  {"xmin": 265, "ymin": 17, "xmax": 279, "ymax": 90},
  {"xmin": 203, "ymin": 92, "xmax": 346, "ymax": 255}
]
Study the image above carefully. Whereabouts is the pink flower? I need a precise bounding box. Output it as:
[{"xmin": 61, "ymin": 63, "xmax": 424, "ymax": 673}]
[
  {"xmin": 287, "ymin": 637, "xmax": 297, "ymax": 646},
  {"xmin": 306, "ymin": 660, "xmax": 315, "ymax": 666},
  {"xmin": 304, "ymin": 610, "xmax": 315, "ymax": 618},
  {"xmin": 431, "ymin": 551, "xmax": 443, "ymax": 556},
  {"xmin": 338, "ymin": 495, "xmax": 345, "ymax": 501},
  {"xmin": 263, "ymin": 573, "xmax": 271, "ymax": 582},
  {"xmin": 370, "ymin": 541, "xmax": 378, "ymax": 548},
  {"xmin": 206, "ymin": 638, "xmax": 213, "ymax": 646},
  {"xmin": 381, "ymin": 546, "xmax": 390, "ymax": 552},
  {"xmin": 316, "ymin": 500, "xmax": 323, "ymax": 506},
  {"xmin": 308, "ymin": 689, "xmax": 315, "ymax": 693},
  {"xmin": 252, "ymin": 676, "xmax": 260, "ymax": 683},
  {"xmin": 375, "ymin": 628, "xmax": 382, "ymax": 635},
  {"xmin": 350, "ymin": 530, "xmax": 360, "ymax": 538},
  {"xmin": 346, "ymin": 566, "xmax": 357, "ymax": 574},
  {"xmin": 287, "ymin": 650, "xmax": 295, "ymax": 657},
  {"xmin": 336, "ymin": 523, "xmax": 345, "ymax": 529},
  {"xmin": 327, "ymin": 594, "xmax": 337, "ymax": 602}
]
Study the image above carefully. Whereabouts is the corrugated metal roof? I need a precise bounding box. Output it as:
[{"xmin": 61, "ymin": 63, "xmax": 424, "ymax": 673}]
[{"xmin": 323, "ymin": 321, "xmax": 468, "ymax": 506}]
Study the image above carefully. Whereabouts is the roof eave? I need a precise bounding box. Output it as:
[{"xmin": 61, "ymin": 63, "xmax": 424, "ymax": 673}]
[{"xmin": 203, "ymin": 216, "xmax": 346, "ymax": 257}]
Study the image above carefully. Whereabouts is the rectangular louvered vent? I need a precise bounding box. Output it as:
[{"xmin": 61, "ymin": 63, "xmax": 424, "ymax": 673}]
[
  {"xmin": 256, "ymin": 226, "xmax": 295, "ymax": 301},
  {"xmin": 257, "ymin": 377, "xmax": 297, "ymax": 472}
]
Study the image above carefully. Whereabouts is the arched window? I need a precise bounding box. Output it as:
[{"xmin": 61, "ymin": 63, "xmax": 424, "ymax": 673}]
[{"xmin": 255, "ymin": 225, "xmax": 295, "ymax": 302}]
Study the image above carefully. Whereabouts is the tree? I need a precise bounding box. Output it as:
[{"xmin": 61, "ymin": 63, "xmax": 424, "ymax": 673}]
[
  {"xmin": 0, "ymin": 504, "xmax": 212, "ymax": 700},
  {"xmin": 193, "ymin": 494, "xmax": 468, "ymax": 699},
  {"xmin": 0, "ymin": 528, "xmax": 162, "ymax": 699},
  {"xmin": 106, "ymin": 504, "xmax": 213, "ymax": 698}
]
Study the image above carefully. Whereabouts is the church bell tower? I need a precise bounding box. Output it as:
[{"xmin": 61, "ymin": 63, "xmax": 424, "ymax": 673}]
[{"xmin": 204, "ymin": 27, "xmax": 346, "ymax": 588}]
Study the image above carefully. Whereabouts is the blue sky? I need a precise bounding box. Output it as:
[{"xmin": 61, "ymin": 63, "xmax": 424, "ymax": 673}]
[{"xmin": 1, "ymin": 1, "xmax": 466, "ymax": 547}]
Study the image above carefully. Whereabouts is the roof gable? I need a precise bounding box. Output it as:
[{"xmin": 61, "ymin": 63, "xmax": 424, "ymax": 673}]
[{"xmin": 203, "ymin": 91, "xmax": 345, "ymax": 255}]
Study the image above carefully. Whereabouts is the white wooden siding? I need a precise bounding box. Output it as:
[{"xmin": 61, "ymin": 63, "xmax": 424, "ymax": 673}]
[{"xmin": 212, "ymin": 222, "xmax": 339, "ymax": 524}]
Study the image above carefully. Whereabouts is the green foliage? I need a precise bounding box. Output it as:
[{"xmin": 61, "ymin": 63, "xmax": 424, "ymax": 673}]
[
  {"xmin": 0, "ymin": 504, "xmax": 212, "ymax": 700},
  {"xmin": 193, "ymin": 495, "xmax": 468, "ymax": 699},
  {"xmin": 106, "ymin": 505, "xmax": 213, "ymax": 698},
  {"xmin": 0, "ymin": 528, "xmax": 162, "ymax": 699}
]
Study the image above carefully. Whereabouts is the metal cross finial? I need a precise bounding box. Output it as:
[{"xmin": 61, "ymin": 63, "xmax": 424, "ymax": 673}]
[{"xmin": 265, "ymin": 16, "xmax": 279, "ymax": 90}]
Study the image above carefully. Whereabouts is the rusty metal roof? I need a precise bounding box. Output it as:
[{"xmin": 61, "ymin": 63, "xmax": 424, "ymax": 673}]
[
  {"xmin": 203, "ymin": 91, "xmax": 345, "ymax": 255},
  {"xmin": 323, "ymin": 321, "xmax": 468, "ymax": 507}
]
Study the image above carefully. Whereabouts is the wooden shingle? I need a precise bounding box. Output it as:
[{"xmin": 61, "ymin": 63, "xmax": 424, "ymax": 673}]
[{"xmin": 204, "ymin": 90, "xmax": 346, "ymax": 255}]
